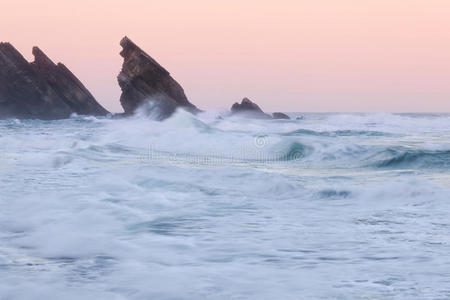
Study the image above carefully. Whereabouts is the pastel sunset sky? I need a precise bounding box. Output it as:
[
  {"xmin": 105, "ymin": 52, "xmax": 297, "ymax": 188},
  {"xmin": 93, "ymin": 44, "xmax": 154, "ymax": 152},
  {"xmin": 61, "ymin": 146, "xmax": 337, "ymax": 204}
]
[{"xmin": 3, "ymin": 0, "xmax": 450, "ymax": 112}]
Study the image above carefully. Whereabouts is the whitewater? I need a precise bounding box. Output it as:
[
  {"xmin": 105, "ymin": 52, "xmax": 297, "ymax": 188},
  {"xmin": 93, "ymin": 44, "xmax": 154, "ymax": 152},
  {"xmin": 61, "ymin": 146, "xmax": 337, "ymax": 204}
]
[{"xmin": 1, "ymin": 112, "xmax": 450, "ymax": 299}]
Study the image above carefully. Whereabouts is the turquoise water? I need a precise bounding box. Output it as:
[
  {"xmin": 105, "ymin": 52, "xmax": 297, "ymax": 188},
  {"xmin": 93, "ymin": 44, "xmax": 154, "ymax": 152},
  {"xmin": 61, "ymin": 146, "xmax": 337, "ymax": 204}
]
[{"xmin": 1, "ymin": 112, "xmax": 449, "ymax": 299}]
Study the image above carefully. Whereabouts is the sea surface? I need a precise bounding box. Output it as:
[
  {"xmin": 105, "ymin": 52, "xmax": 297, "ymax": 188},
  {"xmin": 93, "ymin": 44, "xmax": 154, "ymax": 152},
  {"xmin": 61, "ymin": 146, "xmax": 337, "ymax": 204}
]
[{"xmin": 1, "ymin": 112, "xmax": 449, "ymax": 299}]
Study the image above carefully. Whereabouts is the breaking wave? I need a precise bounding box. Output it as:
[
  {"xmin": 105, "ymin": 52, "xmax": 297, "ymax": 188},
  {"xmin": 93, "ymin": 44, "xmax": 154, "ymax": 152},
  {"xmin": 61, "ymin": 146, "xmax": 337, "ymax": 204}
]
[
  {"xmin": 285, "ymin": 129, "xmax": 392, "ymax": 137},
  {"xmin": 371, "ymin": 148, "xmax": 450, "ymax": 169},
  {"xmin": 1, "ymin": 112, "xmax": 450, "ymax": 299}
]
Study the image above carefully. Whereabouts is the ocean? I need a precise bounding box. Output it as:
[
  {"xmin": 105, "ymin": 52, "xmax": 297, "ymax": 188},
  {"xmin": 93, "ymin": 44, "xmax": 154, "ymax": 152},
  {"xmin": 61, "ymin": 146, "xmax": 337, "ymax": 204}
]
[{"xmin": 1, "ymin": 111, "xmax": 449, "ymax": 299}]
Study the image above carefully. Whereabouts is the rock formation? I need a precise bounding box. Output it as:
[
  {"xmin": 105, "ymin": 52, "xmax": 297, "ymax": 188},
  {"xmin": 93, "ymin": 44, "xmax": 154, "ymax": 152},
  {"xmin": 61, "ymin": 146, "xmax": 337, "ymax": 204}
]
[
  {"xmin": 272, "ymin": 112, "xmax": 290, "ymax": 119},
  {"xmin": 117, "ymin": 37, "xmax": 199, "ymax": 120},
  {"xmin": 0, "ymin": 42, "xmax": 108, "ymax": 120},
  {"xmin": 230, "ymin": 97, "xmax": 272, "ymax": 119}
]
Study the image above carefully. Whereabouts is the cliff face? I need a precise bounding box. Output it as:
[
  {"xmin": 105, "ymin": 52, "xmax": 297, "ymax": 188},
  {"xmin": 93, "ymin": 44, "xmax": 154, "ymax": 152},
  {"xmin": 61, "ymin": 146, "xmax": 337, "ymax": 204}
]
[
  {"xmin": 0, "ymin": 42, "xmax": 108, "ymax": 120},
  {"xmin": 117, "ymin": 37, "xmax": 199, "ymax": 119}
]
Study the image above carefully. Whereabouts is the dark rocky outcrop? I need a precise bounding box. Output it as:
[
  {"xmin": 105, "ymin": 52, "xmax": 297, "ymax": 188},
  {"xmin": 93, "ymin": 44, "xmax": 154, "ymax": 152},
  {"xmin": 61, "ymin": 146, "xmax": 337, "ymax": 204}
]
[
  {"xmin": 272, "ymin": 112, "xmax": 290, "ymax": 119},
  {"xmin": 0, "ymin": 42, "xmax": 108, "ymax": 120},
  {"xmin": 230, "ymin": 97, "xmax": 272, "ymax": 119},
  {"xmin": 117, "ymin": 37, "xmax": 199, "ymax": 120}
]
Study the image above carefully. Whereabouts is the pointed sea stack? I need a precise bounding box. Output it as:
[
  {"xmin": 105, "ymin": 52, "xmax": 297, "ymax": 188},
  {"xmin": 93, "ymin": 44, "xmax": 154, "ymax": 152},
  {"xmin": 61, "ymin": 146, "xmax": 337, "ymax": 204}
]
[
  {"xmin": 0, "ymin": 42, "xmax": 108, "ymax": 120},
  {"xmin": 117, "ymin": 36, "xmax": 199, "ymax": 119},
  {"xmin": 230, "ymin": 97, "xmax": 272, "ymax": 119}
]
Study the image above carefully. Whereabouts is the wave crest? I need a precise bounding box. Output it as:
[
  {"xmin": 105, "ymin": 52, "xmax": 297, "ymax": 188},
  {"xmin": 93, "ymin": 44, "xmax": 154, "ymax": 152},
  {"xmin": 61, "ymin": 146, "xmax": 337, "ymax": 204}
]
[{"xmin": 371, "ymin": 148, "xmax": 450, "ymax": 168}]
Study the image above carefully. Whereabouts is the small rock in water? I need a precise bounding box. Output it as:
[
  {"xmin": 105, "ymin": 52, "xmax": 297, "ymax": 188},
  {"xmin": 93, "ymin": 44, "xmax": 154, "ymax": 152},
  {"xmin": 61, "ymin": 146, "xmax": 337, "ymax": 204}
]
[
  {"xmin": 272, "ymin": 112, "xmax": 290, "ymax": 119},
  {"xmin": 230, "ymin": 97, "xmax": 272, "ymax": 119}
]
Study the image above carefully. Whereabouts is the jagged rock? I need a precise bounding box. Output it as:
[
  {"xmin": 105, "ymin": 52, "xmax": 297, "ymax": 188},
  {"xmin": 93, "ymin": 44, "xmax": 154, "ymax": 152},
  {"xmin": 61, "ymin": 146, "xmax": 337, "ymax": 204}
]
[
  {"xmin": 230, "ymin": 98, "xmax": 272, "ymax": 119},
  {"xmin": 0, "ymin": 42, "xmax": 108, "ymax": 120},
  {"xmin": 117, "ymin": 36, "xmax": 199, "ymax": 120},
  {"xmin": 272, "ymin": 112, "xmax": 290, "ymax": 119}
]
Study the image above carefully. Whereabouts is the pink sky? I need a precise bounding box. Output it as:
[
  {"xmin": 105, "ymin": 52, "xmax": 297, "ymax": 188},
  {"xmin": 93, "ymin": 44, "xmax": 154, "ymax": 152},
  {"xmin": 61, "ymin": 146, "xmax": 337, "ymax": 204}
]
[{"xmin": 3, "ymin": 0, "xmax": 450, "ymax": 112}]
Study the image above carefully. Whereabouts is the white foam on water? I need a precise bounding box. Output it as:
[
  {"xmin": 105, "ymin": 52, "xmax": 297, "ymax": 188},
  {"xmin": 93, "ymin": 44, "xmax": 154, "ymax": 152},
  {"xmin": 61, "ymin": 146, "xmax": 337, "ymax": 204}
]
[{"xmin": 1, "ymin": 113, "xmax": 450, "ymax": 299}]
